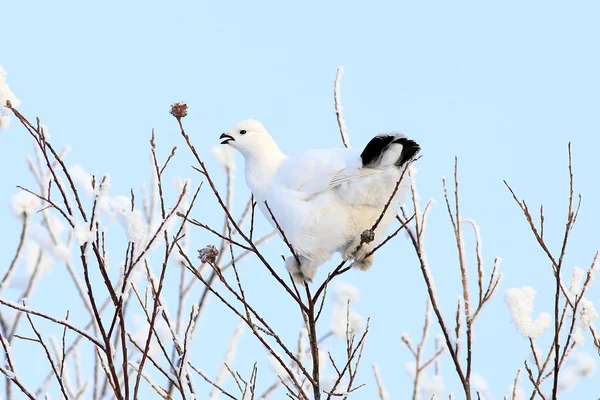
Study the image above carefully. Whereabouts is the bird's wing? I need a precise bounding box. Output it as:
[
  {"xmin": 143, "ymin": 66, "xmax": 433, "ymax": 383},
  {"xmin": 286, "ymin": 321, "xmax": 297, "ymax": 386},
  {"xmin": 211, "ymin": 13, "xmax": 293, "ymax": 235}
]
[
  {"xmin": 308, "ymin": 168, "xmax": 380, "ymax": 198},
  {"xmin": 274, "ymin": 148, "xmax": 359, "ymax": 195},
  {"xmin": 275, "ymin": 147, "xmax": 396, "ymax": 202},
  {"xmin": 336, "ymin": 166, "xmax": 409, "ymax": 207}
]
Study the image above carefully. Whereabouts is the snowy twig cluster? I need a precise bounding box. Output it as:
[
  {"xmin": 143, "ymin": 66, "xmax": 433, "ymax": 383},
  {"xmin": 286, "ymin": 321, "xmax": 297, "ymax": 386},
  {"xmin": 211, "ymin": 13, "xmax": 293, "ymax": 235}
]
[
  {"xmin": 0, "ymin": 68, "xmax": 401, "ymax": 399},
  {"xmin": 396, "ymin": 161, "xmax": 503, "ymax": 400},
  {"xmin": 0, "ymin": 66, "xmax": 598, "ymax": 400},
  {"xmin": 504, "ymin": 150, "xmax": 600, "ymax": 399}
]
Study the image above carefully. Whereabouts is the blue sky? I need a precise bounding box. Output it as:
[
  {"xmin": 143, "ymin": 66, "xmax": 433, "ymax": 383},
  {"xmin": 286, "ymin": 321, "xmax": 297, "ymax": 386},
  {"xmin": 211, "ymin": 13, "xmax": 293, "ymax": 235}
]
[{"xmin": 1, "ymin": 1, "xmax": 599, "ymax": 398}]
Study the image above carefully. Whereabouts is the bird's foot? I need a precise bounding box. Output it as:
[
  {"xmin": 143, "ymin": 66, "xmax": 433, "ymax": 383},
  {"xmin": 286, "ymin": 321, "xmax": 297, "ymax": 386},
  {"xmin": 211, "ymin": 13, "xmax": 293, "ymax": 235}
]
[
  {"xmin": 285, "ymin": 256, "xmax": 315, "ymax": 284},
  {"xmin": 343, "ymin": 233, "xmax": 376, "ymax": 261},
  {"xmin": 352, "ymin": 243, "xmax": 373, "ymax": 262},
  {"xmin": 351, "ymin": 255, "xmax": 373, "ymax": 271},
  {"xmin": 342, "ymin": 237, "xmax": 362, "ymax": 260},
  {"xmin": 344, "ymin": 237, "xmax": 374, "ymax": 271}
]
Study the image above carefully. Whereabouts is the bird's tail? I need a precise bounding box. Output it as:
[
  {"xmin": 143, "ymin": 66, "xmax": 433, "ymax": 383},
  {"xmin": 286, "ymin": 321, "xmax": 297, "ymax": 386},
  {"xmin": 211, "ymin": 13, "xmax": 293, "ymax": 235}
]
[{"xmin": 360, "ymin": 134, "xmax": 420, "ymax": 169}]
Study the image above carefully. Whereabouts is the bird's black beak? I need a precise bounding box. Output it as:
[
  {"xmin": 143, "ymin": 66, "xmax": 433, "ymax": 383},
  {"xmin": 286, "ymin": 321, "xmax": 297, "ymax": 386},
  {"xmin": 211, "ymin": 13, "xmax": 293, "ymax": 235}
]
[{"xmin": 220, "ymin": 133, "xmax": 234, "ymax": 145}]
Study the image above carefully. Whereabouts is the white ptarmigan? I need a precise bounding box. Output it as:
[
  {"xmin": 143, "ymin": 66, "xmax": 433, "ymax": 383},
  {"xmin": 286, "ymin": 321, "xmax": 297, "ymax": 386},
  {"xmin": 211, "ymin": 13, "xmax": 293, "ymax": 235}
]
[{"xmin": 219, "ymin": 120, "xmax": 420, "ymax": 282}]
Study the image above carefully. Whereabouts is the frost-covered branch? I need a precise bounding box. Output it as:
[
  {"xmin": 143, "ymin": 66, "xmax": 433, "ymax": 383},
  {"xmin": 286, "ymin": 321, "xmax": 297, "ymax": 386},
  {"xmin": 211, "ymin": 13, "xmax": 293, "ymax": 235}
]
[
  {"xmin": 505, "ymin": 144, "xmax": 599, "ymax": 399},
  {"xmin": 333, "ymin": 67, "xmax": 349, "ymax": 148},
  {"xmin": 2, "ymin": 65, "xmax": 597, "ymax": 400},
  {"xmin": 399, "ymin": 162, "xmax": 502, "ymax": 400}
]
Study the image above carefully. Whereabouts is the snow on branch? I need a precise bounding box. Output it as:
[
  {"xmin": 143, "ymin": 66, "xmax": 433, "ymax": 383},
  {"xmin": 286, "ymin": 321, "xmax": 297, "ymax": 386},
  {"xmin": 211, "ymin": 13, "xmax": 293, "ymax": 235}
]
[{"xmin": 0, "ymin": 69, "xmax": 597, "ymax": 400}]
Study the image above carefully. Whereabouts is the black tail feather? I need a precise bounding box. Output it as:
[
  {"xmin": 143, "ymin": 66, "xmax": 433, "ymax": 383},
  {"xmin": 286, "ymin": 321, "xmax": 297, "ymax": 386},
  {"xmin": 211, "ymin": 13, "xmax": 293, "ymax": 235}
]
[
  {"xmin": 393, "ymin": 137, "xmax": 420, "ymax": 167},
  {"xmin": 360, "ymin": 134, "xmax": 420, "ymax": 168}
]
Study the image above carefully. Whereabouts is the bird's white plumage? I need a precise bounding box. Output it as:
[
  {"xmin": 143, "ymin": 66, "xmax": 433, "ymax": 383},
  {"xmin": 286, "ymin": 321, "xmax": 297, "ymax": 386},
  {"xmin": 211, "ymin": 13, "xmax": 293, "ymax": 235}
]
[{"xmin": 220, "ymin": 119, "xmax": 417, "ymax": 282}]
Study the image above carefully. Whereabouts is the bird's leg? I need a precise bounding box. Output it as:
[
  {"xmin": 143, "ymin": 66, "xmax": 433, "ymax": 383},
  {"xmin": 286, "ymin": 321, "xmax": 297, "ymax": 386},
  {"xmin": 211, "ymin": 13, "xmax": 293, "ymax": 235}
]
[
  {"xmin": 343, "ymin": 231, "xmax": 375, "ymax": 271},
  {"xmin": 285, "ymin": 256, "xmax": 317, "ymax": 283},
  {"xmin": 353, "ymin": 243, "xmax": 373, "ymax": 261},
  {"xmin": 351, "ymin": 243, "xmax": 374, "ymax": 271},
  {"xmin": 343, "ymin": 236, "xmax": 374, "ymax": 261},
  {"xmin": 285, "ymin": 256, "xmax": 304, "ymax": 283},
  {"xmin": 351, "ymin": 254, "xmax": 374, "ymax": 271},
  {"xmin": 342, "ymin": 237, "xmax": 362, "ymax": 260}
]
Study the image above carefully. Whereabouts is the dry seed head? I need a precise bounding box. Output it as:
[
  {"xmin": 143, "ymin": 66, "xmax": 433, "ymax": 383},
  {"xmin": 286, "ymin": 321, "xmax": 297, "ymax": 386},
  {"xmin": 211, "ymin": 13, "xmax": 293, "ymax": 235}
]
[
  {"xmin": 198, "ymin": 245, "xmax": 219, "ymax": 264},
  {"xmin": 170, "ymin": 102, "xmax": 188, "ymax": 119}
]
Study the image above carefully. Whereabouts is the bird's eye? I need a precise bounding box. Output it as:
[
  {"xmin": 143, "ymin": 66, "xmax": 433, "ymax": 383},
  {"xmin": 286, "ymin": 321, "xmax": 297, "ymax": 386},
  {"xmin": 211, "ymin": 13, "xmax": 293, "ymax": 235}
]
[{"xmin": 239, "ymin": 130, "xmax": 247, "ymax": 135}]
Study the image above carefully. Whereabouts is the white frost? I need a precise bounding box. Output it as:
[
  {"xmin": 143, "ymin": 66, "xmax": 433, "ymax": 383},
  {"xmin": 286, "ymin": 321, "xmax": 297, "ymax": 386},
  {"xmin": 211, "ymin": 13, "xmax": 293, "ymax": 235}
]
[
  {"xmin": 573, "ymin": 326, "xmax": 584, "ymax": 346},
  {"xmin": 25, "ymin": 241, "xmax": 55, "ymax": 278},
  {"xmin": 372, "ymin": 364, "xmax": 390, "ymax": 400},
  {"xmin": 329, "ymin": 281, "xmax": 364, "ymax": 337},
  {"xmin": 69, "ymin": 165, "xmax": 94, "ymax": 196},
  {"xmin": 130, "ymin": 314, "xmax": 170, "ymax": 358},
  {"xmin": 0, "ymin": 337, "xmax": 15, "ymax": 375},
  {"xmin": 579, "ymin": 298, "xmax": 598, "ymax": 329},
  {"xmin": 406, "ymin": 330, "xmax": 444, "ymax": 397},
  {"xmin": 404, "ymin": 361, "xmax": 416, "ymax": 379},
  {"xmin": 11, "ymin": 191, "xmax": 40, "ymax": 217},
  {"xmin": 507, "ymin": 386, "xmax": 525, "ymax": 400},
  {"xmin": 505, "ymin": 286, "xmax": 551, "ymax": 340},
  {"xmin": 568, "ymin": 267, "xmax": 585, "ymax": 298},
  {"xmin": 333, "ymin": 66, "xmax": 350, "ymax": 147},
  {"xmin": 46, "ymin": 214, "xmax": 67, "ymax": 236},
  {"xmin": 209, "ymin": 320, "xmax": 245, "ymax": 400},
  {"xmin": 105, "ymin": 196, "xmax": 147, "ymax": 244},
  {"xmin": 420, "ymin": 374, "xmax": 445, "ymax": 399},
  {"xmin": 124, "ymin": 210, "xmax": 146, "ymax": 244},
  {"xmin": 332, "ymin": 281, "xmax": 360, "ymax": 305},
  {"xmin": 320, "ymin": 375, "xmax": 341, "ymax": 395},
  {"xmin": 558, "ymin": 352, "xmax": 597, "ymax": 392},
  {"xmin": 0, "ymin": 65, "xmax": 20, "ymax": 130},
  {"xmin": 52, "ymin": 244, "xmax": 71, "ymax": 261},
  {"xmin": 330, "ymin": 304, "xmax": 365, "ymax": 338},
  {"xmin": 39, "ymin": 125, "xmax": 51, "ymax": 140},
  {"xmin": 267, "ymin": 353, "xmax": 290, "ymax": 378},
  {"xmin": 74, "ymin": 222, "xmax": 96, "ymax": 246},
  {"xmin": 401, "ymin": 332, "xmax": 410, "ymax": 345},
  {"xmin": 471, "ymin": 374, "xmax": 489, "ymax": 399},
  {"xmin": 94, "ymin": 174, "xmax": 111, "ymax": 197},
  {"xmin": 179, "ymin": 305, "xmax": 199, "ymax": 375},
  {"xmin": 506, "ymin": 369, "xmax": 525, "ymax": 400}
]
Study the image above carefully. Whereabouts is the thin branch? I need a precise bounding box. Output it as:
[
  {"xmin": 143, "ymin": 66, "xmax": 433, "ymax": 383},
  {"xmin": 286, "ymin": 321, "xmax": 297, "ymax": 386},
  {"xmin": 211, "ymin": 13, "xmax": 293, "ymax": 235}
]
[
  {"xmin": 333, "ymin": 66, "xmax": 349, "ymax": 148},
  {"xmin": 0, "ymin": 299, "xmax": 103, "ymax": 348},
  {"xmin": 1, "ymin": 215, "xmax": 29, "ymax": 291},
  {"xmin": 25, "ymin": 311, "xmax": 69, "ymax": 400}
]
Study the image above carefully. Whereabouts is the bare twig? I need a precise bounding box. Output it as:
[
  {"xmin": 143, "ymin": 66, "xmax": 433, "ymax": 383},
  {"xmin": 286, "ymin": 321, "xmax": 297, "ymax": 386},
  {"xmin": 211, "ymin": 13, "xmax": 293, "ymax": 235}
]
[
  {"xmin": 334, "ymin": 67, "xmax": 349, "ymax": 148},
  {"xmin": 0, "ymin": 299, "xmax": 103, "ymax": 349}
]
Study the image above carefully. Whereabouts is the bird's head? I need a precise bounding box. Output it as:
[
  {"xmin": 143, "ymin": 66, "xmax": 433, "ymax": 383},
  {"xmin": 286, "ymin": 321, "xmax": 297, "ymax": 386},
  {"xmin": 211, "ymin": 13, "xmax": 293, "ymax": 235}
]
[{"xmin": 219, "ymin": 119, "xmax": 277, "ymax": 158}]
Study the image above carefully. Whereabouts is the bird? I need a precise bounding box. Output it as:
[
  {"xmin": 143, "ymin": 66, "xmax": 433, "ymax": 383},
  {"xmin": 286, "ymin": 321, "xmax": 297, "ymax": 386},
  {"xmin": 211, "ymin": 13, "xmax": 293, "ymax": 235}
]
[{"xmin": 219, "ymin": 119, "xmax": 420, "ymax": 283}]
